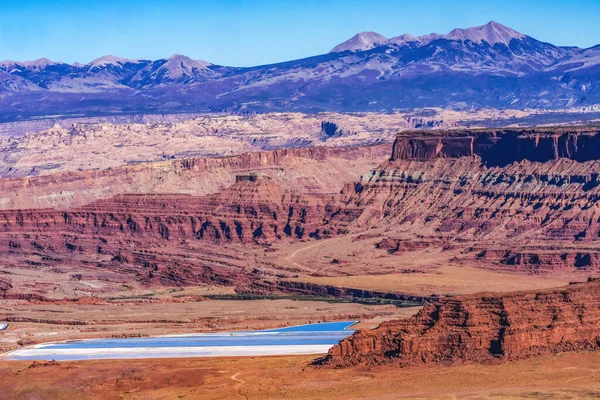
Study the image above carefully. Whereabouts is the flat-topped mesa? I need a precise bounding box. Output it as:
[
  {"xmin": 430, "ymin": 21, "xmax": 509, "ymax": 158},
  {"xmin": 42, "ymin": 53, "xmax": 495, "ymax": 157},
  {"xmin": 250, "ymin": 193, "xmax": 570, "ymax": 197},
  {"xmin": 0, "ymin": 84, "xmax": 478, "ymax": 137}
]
[
  {"xmin": 391, "ymin": 127, "xmax": 600, "ymax": 166},
  {"xmin": 322, "ymin": 278, "xmax": 600, "ymax": 368}
]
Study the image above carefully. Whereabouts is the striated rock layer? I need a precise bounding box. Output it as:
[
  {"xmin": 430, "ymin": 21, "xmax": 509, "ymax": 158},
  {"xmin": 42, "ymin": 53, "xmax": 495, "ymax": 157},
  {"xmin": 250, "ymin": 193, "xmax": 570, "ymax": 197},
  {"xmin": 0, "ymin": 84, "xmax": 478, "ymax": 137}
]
[
  {"xmin": 0, "ymin": 143, "xmax": 391, "ymax": 210},
  {"xmin": 392, "ymin": 126, "xmax": 600, "ymax": 166},
  {"xmin": 325, "ymin": 126, "xmax": 600, "ymax": 272},
  {"xmin": 0, "ymin": 176, "xmax": 330, "ymax": 244},
  {"xmin": 334, "ymin": 154, "xmax": 600, "ymax": 241},
  {"xmin": 4, "ymin": 126, "xmax": 600, "ymax": 297},
  {"xmin": 323, "ymin": 278, "xmax": 600, "ymax": 367},
  {"xmin": 0, "ymin": 174, "xmax": 343, "ymax": 295}
]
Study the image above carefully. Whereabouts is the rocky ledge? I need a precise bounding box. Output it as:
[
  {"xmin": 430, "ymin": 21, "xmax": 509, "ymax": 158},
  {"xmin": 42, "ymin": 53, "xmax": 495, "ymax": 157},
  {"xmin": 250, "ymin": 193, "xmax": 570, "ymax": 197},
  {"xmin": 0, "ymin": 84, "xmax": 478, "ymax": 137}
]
[{"xmin": 322, "ymin": 278, "xmax": 600, "ymax": 367}]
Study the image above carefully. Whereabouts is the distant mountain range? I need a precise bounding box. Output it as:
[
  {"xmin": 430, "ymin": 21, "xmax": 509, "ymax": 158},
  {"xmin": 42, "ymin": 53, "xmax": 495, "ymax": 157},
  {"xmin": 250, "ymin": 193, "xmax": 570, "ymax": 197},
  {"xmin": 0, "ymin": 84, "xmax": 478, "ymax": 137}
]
[{"xmin": 0, "ymin": 21, "xmax": 598, "ymax": 121}]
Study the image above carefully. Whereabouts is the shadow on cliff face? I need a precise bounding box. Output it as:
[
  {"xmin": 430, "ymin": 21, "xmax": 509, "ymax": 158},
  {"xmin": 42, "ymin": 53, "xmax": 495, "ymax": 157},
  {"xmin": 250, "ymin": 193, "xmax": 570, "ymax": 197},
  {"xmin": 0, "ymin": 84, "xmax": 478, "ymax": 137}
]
[{"xmin": 477, "ymin": 130, "xmax": 600, "ymax": 167}]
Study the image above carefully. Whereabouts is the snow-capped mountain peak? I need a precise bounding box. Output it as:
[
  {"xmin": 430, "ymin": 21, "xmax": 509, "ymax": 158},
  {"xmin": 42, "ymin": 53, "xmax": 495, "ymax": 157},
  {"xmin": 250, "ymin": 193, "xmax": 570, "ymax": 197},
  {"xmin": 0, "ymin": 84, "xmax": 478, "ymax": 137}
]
[
  {"xmin": 22, "ymin": 58, "xmax": 58, "ymax": 68},
  {"xmin": 387, "ymin": 33, "xmax": 422, "ymax": 47},
  {"xmin": 169, "ymin": 54, "xmax": 210, "ymax": 68},
  {"xmin": 0, "ymin": 58, "xmax": 59, "ymax": 69},
  {"xmin": 159, "ymin": 54, "xmax": 212, "ymax": 78},
  {"xmin": 88, "ymin": 55, "xmax": 137, "ymax": 67},
  {"xmin": 0, "ymin": 21, "xmax": 597, "ymax": 117},
  {"xmin": 330, "ymin": 31, "xmax": 388, "ymax": 53},
  {"xmin": 443, "ymin": 21, "xmax": 525, "ymax": 45},
  {"xmin": 0, "ymin": 60, "xmax": 18, "ymax": 70},
  {"xmin": 331, "ymin": 21, "xmax": 527, "ymax": 53}
]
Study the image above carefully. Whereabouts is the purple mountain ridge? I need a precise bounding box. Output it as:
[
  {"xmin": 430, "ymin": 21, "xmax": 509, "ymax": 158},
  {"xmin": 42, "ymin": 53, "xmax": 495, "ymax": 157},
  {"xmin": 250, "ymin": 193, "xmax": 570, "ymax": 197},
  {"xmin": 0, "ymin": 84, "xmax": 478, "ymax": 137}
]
[{"xmin": 0, "ymin": 21, "xmax": 598, "ymax": 121}]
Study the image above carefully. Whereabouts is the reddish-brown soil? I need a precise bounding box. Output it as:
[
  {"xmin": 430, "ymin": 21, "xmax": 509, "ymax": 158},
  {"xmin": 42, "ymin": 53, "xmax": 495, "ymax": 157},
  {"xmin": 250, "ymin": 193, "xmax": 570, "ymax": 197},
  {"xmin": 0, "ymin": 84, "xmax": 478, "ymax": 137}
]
[{"xmin": 1, "ymin": 352, "xmax": 600, "ymax": 399}]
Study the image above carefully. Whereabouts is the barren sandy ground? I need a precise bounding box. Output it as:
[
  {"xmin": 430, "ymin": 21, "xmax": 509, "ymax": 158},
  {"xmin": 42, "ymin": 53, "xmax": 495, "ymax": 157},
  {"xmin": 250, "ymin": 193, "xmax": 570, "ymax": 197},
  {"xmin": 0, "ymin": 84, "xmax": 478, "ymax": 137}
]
[
  {"xmin": 1, "ymin": 351, "xmax": 600, "ymax": 399},
  {"xmin": 254, "ymin": 232, "xmax": 592, "ymax": 296},
  {"xmin": 287, "ymin": 267, "xmax": 577, "ymax": 296},
  {"xmin": 0, "ymin": 109, "xmax": 547, "ymax": 178}
]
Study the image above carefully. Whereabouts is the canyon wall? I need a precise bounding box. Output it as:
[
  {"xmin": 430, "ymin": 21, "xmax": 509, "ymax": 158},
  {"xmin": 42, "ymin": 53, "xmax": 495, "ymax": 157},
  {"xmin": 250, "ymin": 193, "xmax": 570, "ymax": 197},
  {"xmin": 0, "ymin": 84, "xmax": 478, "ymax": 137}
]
[
  {"xmin": 0, "ymin": 173, "xmax": 342, "ymax": 295},
  {"xmin": 392, "ymin": 127, "xmax": 600, "ymax": 166},
  {"xmin": 333, "ymin": 155, "xmax": 600, "ymax": 242},
  {"xmin": 323, "ymin": 278, "xmax": 600, "ymax": 367},
  {"xmin": 4, "ymin": 127, "xmax": 600, "ymax": 282},
  {"xmin": 324, "ymin": 127, "xmax": 600, "ymax": 272},
  {"xmin": 0, "ymin": 176, "xmax": 330, "ymax": 244}
]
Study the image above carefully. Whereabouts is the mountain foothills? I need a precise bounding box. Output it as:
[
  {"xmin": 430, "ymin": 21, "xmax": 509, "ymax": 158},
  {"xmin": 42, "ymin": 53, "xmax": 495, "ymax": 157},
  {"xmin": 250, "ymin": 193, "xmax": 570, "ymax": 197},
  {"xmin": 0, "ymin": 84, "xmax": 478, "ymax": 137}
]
[{"xmin": 0, "ymin": 21, "xmax": 599, "ymax": 121}]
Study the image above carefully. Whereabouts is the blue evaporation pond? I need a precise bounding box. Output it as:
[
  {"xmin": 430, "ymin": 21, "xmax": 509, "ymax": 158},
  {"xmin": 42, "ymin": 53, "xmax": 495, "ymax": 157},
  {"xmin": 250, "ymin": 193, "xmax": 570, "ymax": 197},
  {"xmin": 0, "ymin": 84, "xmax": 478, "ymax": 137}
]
[
  {"xmin": 38, "ymin": 321, "xmax": 357, "ymax": 350},
  {"xmin": 263, "ymin": 321, "xmax": 356, "ymax": 333}
]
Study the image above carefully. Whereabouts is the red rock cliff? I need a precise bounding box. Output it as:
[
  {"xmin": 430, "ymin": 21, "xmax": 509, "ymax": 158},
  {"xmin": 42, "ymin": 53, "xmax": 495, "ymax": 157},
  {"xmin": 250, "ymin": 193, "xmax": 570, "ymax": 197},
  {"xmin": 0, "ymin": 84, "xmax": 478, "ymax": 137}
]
[
  {"xmin": 323, "ymin": 279, "xmax": 600, "ymax": 367},
  {"xmin": 392, "ymin": 127, "xmax": 600, "ymax": 166},
  {"xmin": 0, "ymin": 175, "xmax": 330, "ymax": 244},
  {"xmin": 329, "ymin": 127, "xmax": 600, "ymax": 272},
  {"xmin": 0, "ymin": 143, "xmax": 391, "ymax": 210}
]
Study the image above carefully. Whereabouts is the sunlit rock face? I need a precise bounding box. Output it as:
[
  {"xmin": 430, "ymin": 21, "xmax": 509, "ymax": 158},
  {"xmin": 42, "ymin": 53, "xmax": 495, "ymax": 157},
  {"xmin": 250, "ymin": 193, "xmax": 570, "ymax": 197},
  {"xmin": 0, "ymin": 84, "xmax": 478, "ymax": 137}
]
[{"xmin": 324, "ymin": 279, "xmax": 600, "ymax": 367}]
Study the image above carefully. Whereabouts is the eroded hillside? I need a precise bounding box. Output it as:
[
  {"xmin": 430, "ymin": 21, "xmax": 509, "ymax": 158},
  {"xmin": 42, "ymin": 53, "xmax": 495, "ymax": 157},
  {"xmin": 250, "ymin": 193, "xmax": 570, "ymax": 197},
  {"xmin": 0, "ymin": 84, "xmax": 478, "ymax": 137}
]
[{"xmin": 2, "ymin": 127, "xmax": 600, "ymax": 303}]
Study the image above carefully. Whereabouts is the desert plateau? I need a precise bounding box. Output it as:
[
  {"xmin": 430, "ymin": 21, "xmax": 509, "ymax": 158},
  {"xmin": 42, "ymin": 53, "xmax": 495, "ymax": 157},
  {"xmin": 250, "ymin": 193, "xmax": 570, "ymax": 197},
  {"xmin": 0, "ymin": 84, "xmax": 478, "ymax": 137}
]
[
  {"xmin": 1, "ymin": 2, "xmax": 600, "ymax": 399},
  {"xmin": 3, "ymin": 120, "xmax": 600, "ymax": 397}
]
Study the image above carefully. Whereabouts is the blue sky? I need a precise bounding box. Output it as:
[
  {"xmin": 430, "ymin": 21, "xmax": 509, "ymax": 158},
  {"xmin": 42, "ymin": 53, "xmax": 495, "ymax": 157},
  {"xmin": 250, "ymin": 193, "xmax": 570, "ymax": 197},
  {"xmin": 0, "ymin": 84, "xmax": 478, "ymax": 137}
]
[{"xmin": 0, "ymin": 0, "xmax": 598, "ymax": 66}]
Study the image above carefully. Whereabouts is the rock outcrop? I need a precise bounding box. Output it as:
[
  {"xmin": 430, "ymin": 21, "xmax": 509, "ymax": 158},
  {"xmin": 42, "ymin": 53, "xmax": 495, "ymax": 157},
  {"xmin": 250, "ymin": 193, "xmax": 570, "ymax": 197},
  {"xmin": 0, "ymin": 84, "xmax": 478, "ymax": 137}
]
[
  {"xmin": 473, "ymin": 248, "xmax": 600, "ymax": 272},
  {"xmin": 323, "ymin": 278, "xmax": 600, "ymax": 367},
  {"xmin": 0, "ymin": 112, "xmax": 412, "ymax": 179},
  {"xmin": 0, "ymin": 175, "xmax": 330, "ymax": 244},
  {"xmin": 0, "ymin": 174, "xmax": 338, "ymax": 293}
]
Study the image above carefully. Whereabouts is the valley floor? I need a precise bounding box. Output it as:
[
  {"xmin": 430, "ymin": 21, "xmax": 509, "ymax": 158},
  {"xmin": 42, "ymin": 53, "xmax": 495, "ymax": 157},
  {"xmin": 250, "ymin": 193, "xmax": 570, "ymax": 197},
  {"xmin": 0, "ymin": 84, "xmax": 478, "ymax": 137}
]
[
  {"xmin": 269, "ymin": 231, "xmax": 588, "ymax": 296},
  {"xmin": 2, "ymin": 351, "xmax": 600, "ymax": 399},
  {"xmin": 0, "ymin": 298, "xmax": 418, "ymax": 354}
]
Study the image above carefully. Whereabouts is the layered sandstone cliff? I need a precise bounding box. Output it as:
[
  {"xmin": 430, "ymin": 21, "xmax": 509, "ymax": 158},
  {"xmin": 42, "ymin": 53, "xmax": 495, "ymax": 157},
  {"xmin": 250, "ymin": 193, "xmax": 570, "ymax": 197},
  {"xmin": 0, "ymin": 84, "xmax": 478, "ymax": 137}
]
[
  {"xmin": 4, "ymin": 127, "xmax": 600, "ymax": 285},
  {"xmin": 0, "ymin": 175, "xmax": 329, "ymax": 244},
  {"xmin": 323, "ymin": 278, "xmax": 600, "ymax": 367},
  {"xmin": 333, "ymin": 156, "xmax": 600, "ymax": 241},
  {"xmin": 392, "ymin": 126, "xmax": 600, "ymax": 166}
]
